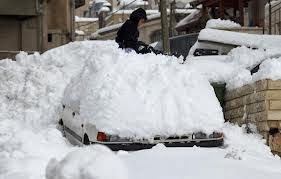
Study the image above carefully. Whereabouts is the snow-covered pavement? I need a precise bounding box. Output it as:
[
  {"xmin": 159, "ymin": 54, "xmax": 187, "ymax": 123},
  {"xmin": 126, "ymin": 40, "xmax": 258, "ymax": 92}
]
[
  {"xmin": 1, "ymin": 41, "xmax": 281, "ymax": 179},
  {"xmin": 120, "ymin": 146, "xmax": 281, "ymax": 179}
]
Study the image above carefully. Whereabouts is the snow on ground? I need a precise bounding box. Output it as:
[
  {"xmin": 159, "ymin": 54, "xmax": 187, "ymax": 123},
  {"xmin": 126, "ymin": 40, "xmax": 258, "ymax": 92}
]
[
  {"xmin": 46, "ymin": 145, "xmax": 128, "ymax": 179},
  {"xmin": 206, "ymin": 18, "xmax": 241, "ymax": 29},
  {"xmin": 0, "ymin": 41, "xmax": 281, "ymax": 179},
  {"xmin": 0, "ymin": 42, "xmax": 109, "ymax": 179},
  {"xmin": 63, "ymin": 44, "xmax": 224, "ymax": 139}
]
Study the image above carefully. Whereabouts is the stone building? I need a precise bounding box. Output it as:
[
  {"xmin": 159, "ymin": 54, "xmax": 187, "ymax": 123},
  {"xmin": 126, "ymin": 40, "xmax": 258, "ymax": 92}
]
[
  {"xmin": 0, "ymin": 0, "xmax": 85, "ymax": 59},
  {"xmin": 265, "ymin": 0, "xmax": 281, "ymax": 35},
  {"xmin": 176, "ymin": 0, "xmax": 268, "ymax": 34}
]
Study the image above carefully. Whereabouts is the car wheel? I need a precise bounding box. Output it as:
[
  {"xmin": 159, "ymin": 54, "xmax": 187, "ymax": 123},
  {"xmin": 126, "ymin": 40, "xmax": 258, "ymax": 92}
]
[{"xmin": 83, "ymin": 134, "xmax": 90, "ymax": 145}]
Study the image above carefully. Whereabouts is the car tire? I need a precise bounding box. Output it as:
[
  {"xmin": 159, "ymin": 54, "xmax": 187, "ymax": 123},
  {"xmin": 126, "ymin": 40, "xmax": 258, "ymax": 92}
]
[{"xmin": 83, "ymin": 134, "xmax": 90, "ymax": 145}]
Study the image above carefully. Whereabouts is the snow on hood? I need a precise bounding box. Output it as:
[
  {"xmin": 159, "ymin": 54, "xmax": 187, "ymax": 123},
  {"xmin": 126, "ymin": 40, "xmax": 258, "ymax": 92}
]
[{"xmin": 63, "ymin": 41, "xmax": 224, "ymax": 139}]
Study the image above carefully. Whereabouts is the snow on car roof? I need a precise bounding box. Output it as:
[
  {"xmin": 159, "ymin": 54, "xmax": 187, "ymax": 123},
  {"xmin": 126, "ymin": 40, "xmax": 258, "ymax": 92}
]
[
  {"xmin": 198, "ymin": 28, "xmax": 281, "ymax": 49},
  {"xmin": 63, "ymin": 41, "xmax": 224, "ymax": 139}
]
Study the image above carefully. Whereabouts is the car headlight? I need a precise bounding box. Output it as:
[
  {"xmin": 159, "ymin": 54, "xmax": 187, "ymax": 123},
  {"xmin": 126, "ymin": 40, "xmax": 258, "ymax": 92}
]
[{"xmin": 194, "ymin": 132, "xmax": 207, "ymax": 139}]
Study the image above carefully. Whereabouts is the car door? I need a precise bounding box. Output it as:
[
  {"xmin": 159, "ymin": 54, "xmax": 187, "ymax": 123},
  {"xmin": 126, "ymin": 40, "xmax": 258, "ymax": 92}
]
[{"xmin": 63, "ymin": 107, "xmax": 84, "ymax": 143}]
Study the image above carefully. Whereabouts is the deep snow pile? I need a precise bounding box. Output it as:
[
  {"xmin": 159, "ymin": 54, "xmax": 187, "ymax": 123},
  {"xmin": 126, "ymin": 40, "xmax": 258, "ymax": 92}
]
[
  {"xmin": 186, "ymin": 45, "xmax": 281, "ymax": 89},
  {"xmin": 46, "ymin": 145, "xmax": 128, "ymax": 179},
  {"xmin": 63, "ymin": 43, "xmax": 224, "ymax": 139},
  {"xmin": 206, "ymin": 18, "xmax": 241, "ymax": 29},
  {"xmin": 0, "ymin": 40, "xmax": 281, "ymax": 179},
  {"xmin": 0, "ymin": 41, "xmax": 126, "ymax": 179}
]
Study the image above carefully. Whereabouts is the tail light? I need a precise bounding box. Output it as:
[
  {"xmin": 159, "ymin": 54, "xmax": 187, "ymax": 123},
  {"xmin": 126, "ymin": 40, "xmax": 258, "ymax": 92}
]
[{"xmin": 97, "ymin": 132, "xmax": 108, "ymax": 141}]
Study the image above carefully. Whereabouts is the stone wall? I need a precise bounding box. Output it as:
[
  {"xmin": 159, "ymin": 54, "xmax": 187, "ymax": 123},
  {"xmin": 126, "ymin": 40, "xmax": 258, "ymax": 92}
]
[{"xmin": 224, "ymin": 79, "xmax": 281, "ymax": 155}]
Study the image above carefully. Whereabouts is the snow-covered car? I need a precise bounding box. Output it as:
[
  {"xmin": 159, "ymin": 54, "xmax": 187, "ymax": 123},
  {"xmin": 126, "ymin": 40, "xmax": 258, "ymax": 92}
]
[
  {"xmin": 59, "ymin": 41, "xmax": 224, "ymax": 151},
  {"xmin": 59, "ymin": 106, "xmax": 223, "ymax": 150}
]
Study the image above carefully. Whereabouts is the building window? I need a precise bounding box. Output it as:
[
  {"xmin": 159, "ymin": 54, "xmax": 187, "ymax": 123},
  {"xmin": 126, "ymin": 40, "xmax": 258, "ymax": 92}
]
[{"xmin": 48, "ymin": 34, "xmax": 53, "ymax": 42}]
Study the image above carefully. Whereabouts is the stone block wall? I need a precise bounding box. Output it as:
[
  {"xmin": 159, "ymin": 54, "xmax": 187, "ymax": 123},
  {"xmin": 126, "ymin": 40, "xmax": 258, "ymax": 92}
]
[{"xmin": 224, "ymin": 79, "xmax": 281, "ymax": 155}]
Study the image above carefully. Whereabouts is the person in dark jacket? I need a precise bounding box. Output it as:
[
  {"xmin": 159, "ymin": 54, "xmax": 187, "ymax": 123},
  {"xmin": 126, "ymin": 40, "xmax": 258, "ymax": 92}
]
[{"xmin": 115, "ymin": 8, "xmax": 147, "ymax": 53}]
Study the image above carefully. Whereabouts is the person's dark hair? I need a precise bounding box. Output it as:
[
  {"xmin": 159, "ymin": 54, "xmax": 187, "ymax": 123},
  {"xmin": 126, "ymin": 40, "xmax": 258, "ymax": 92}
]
[{"xmin": 129, "ymin": 8, "xmax": 147, "ymax": 24}]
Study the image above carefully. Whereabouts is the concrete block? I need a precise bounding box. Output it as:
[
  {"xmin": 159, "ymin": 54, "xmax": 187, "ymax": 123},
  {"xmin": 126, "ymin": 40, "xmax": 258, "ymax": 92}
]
[
  {"xmin": 268, "ymin": 80, "xmax": 281, "ymax": 89},
  {"xmin": 225, "ymin": 84, "xmax": 254, "ymax": 101},
  {"xmin": 268, "ymin": 111, "xmax": 281, "ymax": 121},
  {"xmin": 224, "ymin": 107, "xmax": 245, "ymax": 119},
  {"xmin": 225, "ymin": 80, "xmax": 268, "ymax": 101},
  {"xmin": 255, "ymin": 80, "xmax": 269, "ymax": 91},
  {"xmin": 225, "ymin": 91, "xmax": 266, "ymax": 110},
  {"xmin": 248, "ymin": 112, "xmax": 267, "ymax": 123},
  {"xmin": 269, "ymin": 100, "xmax": 281, "ymax": 110},
  {"xmin": 266, "ymin": 90, "xmax": 281, "ymax": 100},
  {"xmin": 257, "ymin": 121, "xmax": 270, "ymax": 132}
]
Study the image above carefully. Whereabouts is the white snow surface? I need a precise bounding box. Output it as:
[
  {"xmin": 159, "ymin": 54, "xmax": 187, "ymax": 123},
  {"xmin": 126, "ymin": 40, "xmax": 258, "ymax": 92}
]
[
  {"xmin": 175, "ymin": 9, "xmax": 201, "ymax": 29},
  {"xmin": 253, "ymin": 57, "xmax": 281, "ymax": 81},
  {"xmin": 63, "ymin": 41, "xmax": 224, "ymax": 138},
  {"xmin": 75, "ymin": 16, "xmax": 98, "ymax": 22},
  {"xmin": 46, "ymin": 145, "xmax": 128, "ymax": 179},
  {"xmin": 186, "ymin": 46, "xmax": 281, "ymax": 89},
  {"xmin": 206, "ymin": 18, "xmax": 241, "ymax": 29},
  {"xmin": 198, "ymin": 28, "xmax": 281, "ymax": 49},
  {"xmin": 1, "ymin": 41, "xmax": 281, "ymax": 179}
]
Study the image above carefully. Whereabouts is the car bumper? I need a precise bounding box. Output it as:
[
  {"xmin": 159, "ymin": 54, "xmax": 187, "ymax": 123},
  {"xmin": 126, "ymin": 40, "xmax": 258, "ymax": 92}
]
[{"xmin": 91, "ymin": 138, "xmax": 224, "ymax": 151}]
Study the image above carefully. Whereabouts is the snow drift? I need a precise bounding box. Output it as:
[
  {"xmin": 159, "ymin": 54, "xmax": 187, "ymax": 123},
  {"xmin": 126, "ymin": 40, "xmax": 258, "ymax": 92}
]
[
  {"xmin": 63, "ymin": 41, "xmax": 224, "ymax": 139},
  {"xmin": 46, "ymin": 145, "xmax": 128, "ymax": 179}
]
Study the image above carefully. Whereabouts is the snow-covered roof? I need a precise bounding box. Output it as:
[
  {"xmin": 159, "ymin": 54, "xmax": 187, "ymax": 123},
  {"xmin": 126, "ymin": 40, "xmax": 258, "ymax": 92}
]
[
  {"xmin": 175, "ymin": 9, "xmax": 201, "ymax": 30},
  {"xmin": 146, "ymin": 9, "xmax": 196, "ymax": 21},
  {"xmin": 75, "ymin": 16, "xmax": 98, "ymax": 22},
  {"xmin": 98, "ymin": 6, "xmax": 110, "ymax": 13},
  {"xmin": 114, "ymin": 9, "xmax": 159, "ymax": 15},
  {"xmin": 198, "ymin": 28, "xmax": 281, "ymax": 49},
  {"xmin": 91, "ymin": 22, "xmax": 123, "ymax": 38}
]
